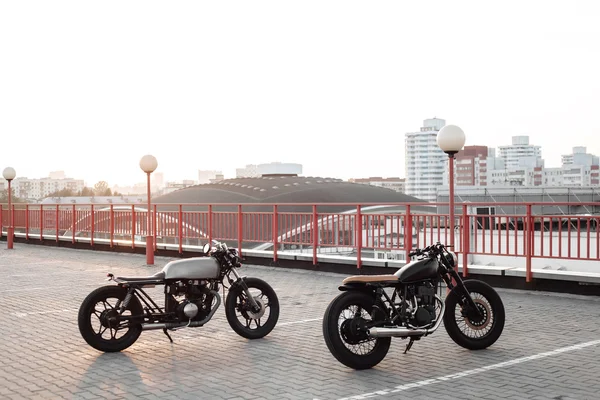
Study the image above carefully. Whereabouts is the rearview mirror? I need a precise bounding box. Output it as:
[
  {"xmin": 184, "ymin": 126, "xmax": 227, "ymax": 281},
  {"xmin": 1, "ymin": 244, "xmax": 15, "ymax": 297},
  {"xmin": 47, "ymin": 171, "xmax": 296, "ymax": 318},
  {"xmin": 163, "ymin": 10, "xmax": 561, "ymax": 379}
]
[{"xmin": 202, "ymin": 243, "xmax": 211, "ymax": 254}]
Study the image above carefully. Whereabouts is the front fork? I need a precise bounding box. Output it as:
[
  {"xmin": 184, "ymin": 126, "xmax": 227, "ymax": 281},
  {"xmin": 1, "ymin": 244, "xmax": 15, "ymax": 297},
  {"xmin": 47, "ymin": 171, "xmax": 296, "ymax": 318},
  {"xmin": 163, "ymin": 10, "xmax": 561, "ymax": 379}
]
[
  {"xmin": 228, "ymin": 268, "xmax": 261, "ymax": 312},
  {"xmin": 443, "ymin": 268, "xmax": 483, "ymax": 319}
]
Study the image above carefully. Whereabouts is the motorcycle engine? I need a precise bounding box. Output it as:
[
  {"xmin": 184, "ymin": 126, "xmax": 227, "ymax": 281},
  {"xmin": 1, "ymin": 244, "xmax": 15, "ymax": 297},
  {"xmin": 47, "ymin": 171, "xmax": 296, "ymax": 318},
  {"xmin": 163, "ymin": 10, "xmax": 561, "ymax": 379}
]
[
  {"xmin": 409, "ymin": 282, "xmax": 437, "ymax": 327},
  {"xmin": 169, "ymin": 281, "xmax": 214, "ymax": 322}
]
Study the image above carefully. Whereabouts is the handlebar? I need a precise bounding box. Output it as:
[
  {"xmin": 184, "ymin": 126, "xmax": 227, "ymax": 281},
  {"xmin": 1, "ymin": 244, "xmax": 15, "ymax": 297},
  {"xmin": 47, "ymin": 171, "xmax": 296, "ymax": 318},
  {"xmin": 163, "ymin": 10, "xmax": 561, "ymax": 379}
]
[{"xmin": 408, "ymin": 242, "xmax": 451, "ymax": 258}]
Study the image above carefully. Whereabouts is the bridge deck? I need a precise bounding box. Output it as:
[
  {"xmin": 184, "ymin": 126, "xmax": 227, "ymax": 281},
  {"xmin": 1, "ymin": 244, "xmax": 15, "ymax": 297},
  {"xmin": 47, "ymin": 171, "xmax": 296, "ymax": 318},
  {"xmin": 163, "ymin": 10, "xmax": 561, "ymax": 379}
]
[{"xmin": 1, "ymin": 244, "xmax": 599, "ymax": 400}]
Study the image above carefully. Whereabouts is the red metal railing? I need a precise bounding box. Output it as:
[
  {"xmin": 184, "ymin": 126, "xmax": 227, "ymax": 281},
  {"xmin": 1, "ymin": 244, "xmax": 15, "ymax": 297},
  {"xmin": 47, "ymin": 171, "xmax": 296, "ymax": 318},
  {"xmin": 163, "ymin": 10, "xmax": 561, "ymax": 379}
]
[{"xmin": 1, "ymin": 202, "xmax": 598, "ymax": 282}]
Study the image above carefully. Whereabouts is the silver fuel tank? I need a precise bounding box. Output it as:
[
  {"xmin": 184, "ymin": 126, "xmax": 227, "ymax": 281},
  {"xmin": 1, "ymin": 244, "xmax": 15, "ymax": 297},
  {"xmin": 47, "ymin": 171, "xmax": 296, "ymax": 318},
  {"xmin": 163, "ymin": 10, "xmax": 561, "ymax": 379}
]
[{"xmin": 161, "ymin": 257, "xmax": 220, "ymax": 280}]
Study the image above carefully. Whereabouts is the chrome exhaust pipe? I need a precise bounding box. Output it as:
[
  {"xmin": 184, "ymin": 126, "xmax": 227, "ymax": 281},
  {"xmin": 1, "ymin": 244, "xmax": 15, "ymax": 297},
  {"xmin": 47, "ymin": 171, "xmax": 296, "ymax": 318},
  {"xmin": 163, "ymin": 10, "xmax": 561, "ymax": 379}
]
[
  {"xmin": 368, "ymin": 295, "xmax": 445, "ymax": 338},
  {"xmin": 368, "ymin": 327, "xmax": 427, "ymax": 338},
  {"xmin": 141, "ymin": 291, "xmax": 221, "ymax": 331},
  {"xmin": 142, "ymin": 322, "xmax": 185, "ymax": 331}
]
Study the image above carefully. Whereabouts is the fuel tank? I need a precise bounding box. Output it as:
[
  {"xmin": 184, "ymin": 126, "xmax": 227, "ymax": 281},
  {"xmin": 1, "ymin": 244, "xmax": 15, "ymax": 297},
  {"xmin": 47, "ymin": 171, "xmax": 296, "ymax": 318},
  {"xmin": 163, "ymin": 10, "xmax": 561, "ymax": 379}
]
[
  {"xmin": 393, "ymin": 257, "xmax": 438, "ymax": 283},
  {"xmin": 161, "ymin": 257, "xmax": 221, "ymax": 280}
]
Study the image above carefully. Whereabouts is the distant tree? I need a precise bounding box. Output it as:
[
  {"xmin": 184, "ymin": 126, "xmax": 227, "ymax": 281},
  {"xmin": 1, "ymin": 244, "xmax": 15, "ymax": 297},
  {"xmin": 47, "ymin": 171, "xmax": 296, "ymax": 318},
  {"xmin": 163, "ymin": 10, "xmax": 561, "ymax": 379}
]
[
  {"xmin": 0, "ymin": 189, "xmax": 29, "ymax": 204},
  {"xmin": 93, "ymin": 181, "xmax": 112, "ymax": 196},
  {"xmin": 47, "ymin": 188, "xmax": 76, "ymax": 197},
  {"xmin": 79, "ymin": 187, "xmax": 95, "ymax": 197}
]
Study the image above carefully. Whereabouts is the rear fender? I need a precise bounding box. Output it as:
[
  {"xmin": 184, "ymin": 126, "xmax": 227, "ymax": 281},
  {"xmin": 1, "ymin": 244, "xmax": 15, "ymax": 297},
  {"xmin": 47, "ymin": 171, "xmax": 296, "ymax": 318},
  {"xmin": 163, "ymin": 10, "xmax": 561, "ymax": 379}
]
[{"xmin": 338, "ymin": 283, "xmax": 375, "ymax": 293}]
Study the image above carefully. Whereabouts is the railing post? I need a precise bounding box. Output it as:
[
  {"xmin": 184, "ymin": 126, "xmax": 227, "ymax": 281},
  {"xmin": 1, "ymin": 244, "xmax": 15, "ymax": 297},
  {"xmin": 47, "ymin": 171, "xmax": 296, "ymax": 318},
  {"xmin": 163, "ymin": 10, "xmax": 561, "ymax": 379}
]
[
  {"xmin": 10, "ymin": 203, "xmax": 15, "ymax": 248},
  {"xmin": 55, "ymin": 205, "xmax": 59, "ymax": 242},
  {"xmin": 462, "ymin": 204, "xmax": 469, "ymax": 277},
  {"xmin": 526, "ymin": 204, "xmax": 532, "ymax": 283},
  {"xmin": 178, "ymin": 204, "xmax": 183, "ymax": 254},
  {"xmin": 404, "ymin": 205, "xmax": 413, "ymax": 261},
  {"xmin": 131, "ymin": 205, "xmax": 136, "ymax": 249},
  {"xmin": 110, "ymin": 204, "xmax": 114, "ymax": 247},
  {"xmin": 312, "ymin": 205, "xmax": 318, "ymax": 265},
  {"xmin": 208, "ymin": 205, "xmax": 213, "ymax": 245},
  {"xmin": 25, "ymin": 204, "xmax": 29, "ymax": 240},
  {"xmin": 72, "ymin": 205, "xmax": 76, "ymax": 244},
  {"xmin": 272, "ymin": 205, "xmax": 278, "ymax": 262},
  {"xmin": 0, "ymin": 204, "xmax": 3, "ymax": 238},
  {"xmin": 90, "ymin": 204, "xmax": 94, "ymax": 247},
  {"xmin": 356, "ymin": 205, "xmax": 362, "ymax": 269},
  {"xmin": 237, "ymin": 205, "xmax": 243, "ymax": 257},
  {"xmin": 153, "ymin": 204, "xmax": 157, "ymax": 253}
]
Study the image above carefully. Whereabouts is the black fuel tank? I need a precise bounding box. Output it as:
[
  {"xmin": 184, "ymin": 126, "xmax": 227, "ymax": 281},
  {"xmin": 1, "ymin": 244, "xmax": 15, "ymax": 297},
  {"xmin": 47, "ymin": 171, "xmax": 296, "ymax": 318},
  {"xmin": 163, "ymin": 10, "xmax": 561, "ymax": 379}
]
[{"xmin": 394, "ymin": 257, "xmax": 439, "ymax": 283}]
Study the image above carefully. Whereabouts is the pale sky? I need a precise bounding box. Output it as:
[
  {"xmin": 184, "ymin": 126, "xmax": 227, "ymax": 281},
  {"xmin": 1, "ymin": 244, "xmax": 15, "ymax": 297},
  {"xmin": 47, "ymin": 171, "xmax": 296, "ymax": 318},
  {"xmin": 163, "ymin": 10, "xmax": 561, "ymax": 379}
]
[{"xmin": 1, "ymin": 1, "xmax": 599, "ymax": 187}]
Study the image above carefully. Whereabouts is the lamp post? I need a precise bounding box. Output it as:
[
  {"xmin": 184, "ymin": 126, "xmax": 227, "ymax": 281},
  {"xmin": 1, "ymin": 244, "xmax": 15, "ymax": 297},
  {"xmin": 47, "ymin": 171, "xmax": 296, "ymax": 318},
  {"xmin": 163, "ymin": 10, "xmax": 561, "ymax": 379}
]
[
  {"xmin": 3, "ymin": 167, "xmax": 16, "ymax": 249},
  {"xmin": 436, "ymin": 125, "xmax": 466, "ymax": 249},
  {"xmin": 139, "ymin": 155, "xmax": 158, "ymax": 265}
]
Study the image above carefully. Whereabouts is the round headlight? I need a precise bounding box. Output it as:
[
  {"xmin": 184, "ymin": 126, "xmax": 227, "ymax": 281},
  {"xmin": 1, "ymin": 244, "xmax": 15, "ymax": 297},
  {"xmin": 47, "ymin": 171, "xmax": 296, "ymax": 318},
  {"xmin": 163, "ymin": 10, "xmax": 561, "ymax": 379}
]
[{"xmin": 448, "ymin": 251, "xmax": 458, "ymax": 267}]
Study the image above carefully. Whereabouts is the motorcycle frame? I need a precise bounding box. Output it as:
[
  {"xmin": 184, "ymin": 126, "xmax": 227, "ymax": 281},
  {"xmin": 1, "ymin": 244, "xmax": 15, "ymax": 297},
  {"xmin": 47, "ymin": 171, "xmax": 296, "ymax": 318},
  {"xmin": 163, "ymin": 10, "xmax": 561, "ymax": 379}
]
[
  {"xmin": 107, "ymin": 254, "xmax": 260, "ymax": 329},
  {"xmin": 338, "ymin": 243, "xmax": 483, "ymax": 327}
]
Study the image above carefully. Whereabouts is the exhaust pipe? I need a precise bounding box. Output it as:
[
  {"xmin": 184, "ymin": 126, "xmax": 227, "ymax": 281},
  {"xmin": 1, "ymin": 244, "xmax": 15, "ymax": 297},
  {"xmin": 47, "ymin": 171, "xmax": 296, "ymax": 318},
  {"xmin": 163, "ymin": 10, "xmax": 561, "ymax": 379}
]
[
  {"xmin": 368, "ymin": 295, "xmax": 445, "ymax": 338},
  {"xmin": 368, "ymin": 327, "xmax": 427, "ymax": 338},
  {"xmin": 141, "ymin": 290, "xmax": 221, "ymax": 331}
]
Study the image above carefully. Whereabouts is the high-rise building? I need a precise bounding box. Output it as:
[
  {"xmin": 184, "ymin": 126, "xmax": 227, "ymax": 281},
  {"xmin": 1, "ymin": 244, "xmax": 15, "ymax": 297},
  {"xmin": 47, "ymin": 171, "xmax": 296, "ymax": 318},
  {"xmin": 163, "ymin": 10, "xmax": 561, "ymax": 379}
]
[
  {"xmin": 236, "ymin": 164, "xmax": 259, "ymax": 178},
  {"xmin": 443, "ymin": 146, "xmax": 506, "ymax": 187},
  {"xmin": 4, "ymin": 175, "xmax": 85, "ymax": 200},
  {"xmin": 497, "ymin": 136, "xmax": 543, "ymax": 169},
  {"xmin": 405, "ymin": 118, "xmax": 447, "ymax": 202},
  {"xmin": 349, "ymin": 177, "xmax": 405, "ymax": 193},
  {"xmin": 198, "ymin": 170, "xmax": 222, "ymax": 184},
  {"xmin": 236, "ymin": 162, "xmax": 302, "ymax": 178},
  {"xmin": 561, "ymin": 146, "xmax": 599, "ymax": 167}
]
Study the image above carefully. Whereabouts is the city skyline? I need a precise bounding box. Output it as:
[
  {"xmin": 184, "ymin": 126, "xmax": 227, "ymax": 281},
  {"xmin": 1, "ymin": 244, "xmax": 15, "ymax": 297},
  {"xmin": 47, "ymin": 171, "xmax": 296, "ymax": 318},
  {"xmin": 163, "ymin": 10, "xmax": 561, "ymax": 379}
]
[
  {"xmin": 1, "ymin": 1, "xmax": 599, "ymax": 186},
  {"xmin": 3, "ymin": 134, "xmax": 598, "ymax": 189}
]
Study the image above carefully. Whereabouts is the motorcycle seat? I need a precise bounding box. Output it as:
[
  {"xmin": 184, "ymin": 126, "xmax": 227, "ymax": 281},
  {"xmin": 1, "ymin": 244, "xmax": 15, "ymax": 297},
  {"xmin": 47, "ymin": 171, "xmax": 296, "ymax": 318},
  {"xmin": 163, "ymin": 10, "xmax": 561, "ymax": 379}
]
[
  {"xmin": 110, "ymin": 271, "xmax": 166, "ymax": 283},
  {"xmin": 342, "ymin": 275, "xmax": 399, "ymax": 284}
]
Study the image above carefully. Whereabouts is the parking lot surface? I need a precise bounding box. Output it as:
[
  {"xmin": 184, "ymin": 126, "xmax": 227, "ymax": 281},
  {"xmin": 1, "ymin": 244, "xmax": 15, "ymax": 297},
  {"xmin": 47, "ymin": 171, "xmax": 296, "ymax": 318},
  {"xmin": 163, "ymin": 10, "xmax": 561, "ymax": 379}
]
[{"xmin": 1, "ymin": 244, "xmax": 600, "ymax": 400}]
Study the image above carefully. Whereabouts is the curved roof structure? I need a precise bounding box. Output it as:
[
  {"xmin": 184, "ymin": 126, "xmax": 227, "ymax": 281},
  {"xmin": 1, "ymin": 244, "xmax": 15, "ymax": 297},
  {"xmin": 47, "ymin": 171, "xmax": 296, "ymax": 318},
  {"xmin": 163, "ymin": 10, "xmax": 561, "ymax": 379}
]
[
  {"xmin": 151, "ymin": 176, "xmax": 432, "ymax": 248},
  {"xmin": 154, "ymin": 175, "xmax": 426, "ymax": 213}
]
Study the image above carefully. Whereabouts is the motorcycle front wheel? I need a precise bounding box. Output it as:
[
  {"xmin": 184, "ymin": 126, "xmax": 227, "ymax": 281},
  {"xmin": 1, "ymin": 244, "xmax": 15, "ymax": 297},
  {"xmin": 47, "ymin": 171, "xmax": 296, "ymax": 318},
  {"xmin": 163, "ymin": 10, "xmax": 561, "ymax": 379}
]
[
  {"xmin": 322, "ymin": 291, "xmax": 391, "ymax": 370},
  {"xmin": 78, "ymin": 285, "xmax": 144, "ymax": 352},
  {"xmin": 225, "ymin": 277, "xmax": 280, "ymax": 339},
  {"xmin": 443, "ymin": 279, "xmax": 505, "ymax": 350}
]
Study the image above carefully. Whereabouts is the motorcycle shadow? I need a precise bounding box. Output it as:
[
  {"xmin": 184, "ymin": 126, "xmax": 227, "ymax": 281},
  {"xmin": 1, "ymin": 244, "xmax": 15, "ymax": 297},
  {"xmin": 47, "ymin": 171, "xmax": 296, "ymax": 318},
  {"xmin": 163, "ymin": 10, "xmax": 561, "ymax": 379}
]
[{"xmin": 72, "ymin": 352, "xmax": 149, "ymax": 397}]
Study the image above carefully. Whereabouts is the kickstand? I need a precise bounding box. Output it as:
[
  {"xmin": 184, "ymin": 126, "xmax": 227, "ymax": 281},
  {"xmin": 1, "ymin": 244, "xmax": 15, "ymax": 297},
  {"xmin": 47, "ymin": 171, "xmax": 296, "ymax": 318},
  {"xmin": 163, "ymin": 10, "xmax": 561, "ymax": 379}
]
[
  {"xmin": 163, "ymin": 328, "xmax": 174, "ymax": 343},
  {"xmin": 403, "ymin": 338, "xmax": 415, "ymax": 354}
]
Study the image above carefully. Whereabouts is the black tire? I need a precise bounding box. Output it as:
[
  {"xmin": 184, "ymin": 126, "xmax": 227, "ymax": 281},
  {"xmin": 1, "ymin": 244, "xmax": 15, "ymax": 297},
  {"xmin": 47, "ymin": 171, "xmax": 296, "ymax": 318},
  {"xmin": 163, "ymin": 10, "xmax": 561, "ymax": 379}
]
[
  {"xmin": 225, "ymin": 277, "xmax": 280, "ymax": 339},
  {"xmin": 443, "ymin": 279, "xmax": 505, "ymax": 350},
  {"xmin": 322, "ymin": 291, "xmax": 391, "ymax": 370},
  {"xmin": 78, "ymin": 285, "xmax": 143, "ymax": 352}
]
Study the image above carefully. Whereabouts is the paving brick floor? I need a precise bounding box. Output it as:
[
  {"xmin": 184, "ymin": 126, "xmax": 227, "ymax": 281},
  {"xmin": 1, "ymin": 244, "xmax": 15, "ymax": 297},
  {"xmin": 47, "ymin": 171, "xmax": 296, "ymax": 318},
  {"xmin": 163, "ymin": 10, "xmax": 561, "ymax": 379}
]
[{"xmin": 1, "ymin": 244, "xmax": 600, "ymax": 399}]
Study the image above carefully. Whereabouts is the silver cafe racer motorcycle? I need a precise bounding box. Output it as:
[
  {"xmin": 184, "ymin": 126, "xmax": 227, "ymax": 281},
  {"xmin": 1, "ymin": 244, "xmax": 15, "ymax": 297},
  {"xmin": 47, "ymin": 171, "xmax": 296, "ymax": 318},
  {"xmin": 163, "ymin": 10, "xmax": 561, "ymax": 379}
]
[
  {"xmin": 322, "ymin": 242, "xmax": 505, "ymax": 369},
  {"xmin": 78, "ymin": 240, "xmax": 279, "ymax": 352}
]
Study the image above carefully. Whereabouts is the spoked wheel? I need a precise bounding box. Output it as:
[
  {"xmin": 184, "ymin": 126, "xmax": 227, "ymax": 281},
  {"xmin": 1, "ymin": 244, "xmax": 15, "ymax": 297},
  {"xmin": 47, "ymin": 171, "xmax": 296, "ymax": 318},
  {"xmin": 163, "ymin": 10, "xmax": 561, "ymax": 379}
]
[
  {"xmin": 322, "ymin": 291, "xmax": 391, "ymax": 370},
  {"xmin": 443, "ymin": 279, "xmax": 505, "ymax": 350},
  {"xmin": 78, "ymin": 285, "xmax": 143, "ymax": 352},
  {"xmin": 225, "ymin": 277, "xmax": 280, "ymax": 339}
]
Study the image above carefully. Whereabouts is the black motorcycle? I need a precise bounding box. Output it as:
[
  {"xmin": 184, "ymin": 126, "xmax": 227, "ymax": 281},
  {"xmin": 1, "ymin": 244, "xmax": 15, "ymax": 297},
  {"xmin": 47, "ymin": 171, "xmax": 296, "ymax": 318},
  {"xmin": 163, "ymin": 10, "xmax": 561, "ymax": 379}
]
[
  {"xmin": 322, "ymin": 242, "xmax": 505, "ymax": 370},
  {"xmin": 78, "ymin": 240, "xmax": 280, "ymax": 352}
]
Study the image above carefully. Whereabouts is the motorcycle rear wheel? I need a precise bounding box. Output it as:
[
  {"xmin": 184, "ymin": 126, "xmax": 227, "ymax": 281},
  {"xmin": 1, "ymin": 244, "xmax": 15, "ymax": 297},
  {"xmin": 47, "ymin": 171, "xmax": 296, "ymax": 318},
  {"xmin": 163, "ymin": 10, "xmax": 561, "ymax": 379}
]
[
  {"xmin": 443, "ymin": 279, "xmax": 505, "ymax": 350},
  {"xmin": 322, "ymin": 291, "xmax": 391, "ymax": 370},
  {"xmin": 78, "ymin": 285, "xmax": 143, "ymax": 352}
]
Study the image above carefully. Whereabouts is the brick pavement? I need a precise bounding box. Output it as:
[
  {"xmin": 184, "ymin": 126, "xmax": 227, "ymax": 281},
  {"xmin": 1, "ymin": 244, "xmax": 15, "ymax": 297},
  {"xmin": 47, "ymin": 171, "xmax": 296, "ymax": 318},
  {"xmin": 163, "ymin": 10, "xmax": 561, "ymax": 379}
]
[{"xmin": 1, "ymin": 243, "xmax": 600, "ymax": 400}]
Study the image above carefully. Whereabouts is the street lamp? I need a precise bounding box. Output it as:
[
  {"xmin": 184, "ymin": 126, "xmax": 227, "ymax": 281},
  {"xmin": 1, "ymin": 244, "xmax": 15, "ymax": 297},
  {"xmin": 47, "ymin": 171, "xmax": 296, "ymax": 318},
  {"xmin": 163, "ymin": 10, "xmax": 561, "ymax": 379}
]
[
  {"xmin": 139, "ymin": 155, "xmax": 158, "ymax": 265},
  {"xmin": 437, "ymin": 125, "xmax": 466, "ymax": 249},
  {"xmin": 3, "ymin": 167, "xmax": 16, "ymax": 249}
]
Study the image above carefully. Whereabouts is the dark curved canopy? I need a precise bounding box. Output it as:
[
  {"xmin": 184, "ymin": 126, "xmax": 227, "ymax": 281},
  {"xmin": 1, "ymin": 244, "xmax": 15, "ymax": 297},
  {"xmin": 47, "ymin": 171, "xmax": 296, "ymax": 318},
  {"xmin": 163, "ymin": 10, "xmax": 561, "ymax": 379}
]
[
  {"xmin": 152, "ymin": 176, "xmax": 430, "ymax": 246},
  {"xmin": 154, "ymin": 175, "xmax": 426, "ymax": 213}
]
